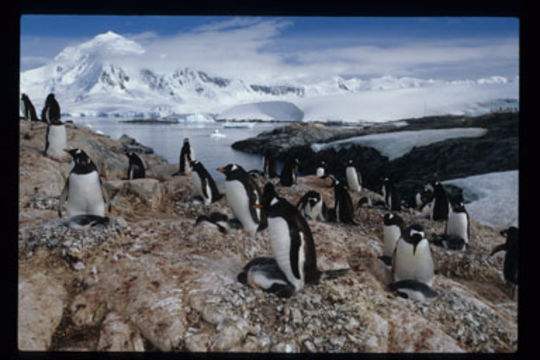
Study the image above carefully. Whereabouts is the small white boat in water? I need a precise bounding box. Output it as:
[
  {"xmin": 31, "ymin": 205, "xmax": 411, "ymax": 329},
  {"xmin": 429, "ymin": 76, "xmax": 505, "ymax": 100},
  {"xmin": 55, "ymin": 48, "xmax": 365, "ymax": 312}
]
[{"xmin": 210, "ymin": 129, "xmax": 227, "ymax": 138}]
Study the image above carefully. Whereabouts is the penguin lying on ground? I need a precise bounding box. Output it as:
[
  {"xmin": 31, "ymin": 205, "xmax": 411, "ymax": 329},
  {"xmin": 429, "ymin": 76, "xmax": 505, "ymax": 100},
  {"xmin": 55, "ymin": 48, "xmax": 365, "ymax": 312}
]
[
  {"xmin": 387, "ymin": 279, "xmax": 439, "ymax": 301},
  {"xmin": 254, "ymin": 183, "xmax": 349, "ymax": 296},
  {"xmin": 431, "ymin": 201, "xmax": 470, "ymax": 250},
  {"xmin": 195, "ymin": 211, "xmax": 242, "ymax": 234},
  {"xmin": 379, "ymin": 213, "xmax": 405, "ymax": 266},
  {"xmin": 237, "ymin": 256, "xmax": 295, "ymax": 298},
  {"xmin": 191, "ymin": 160, "xmax": 222, "ymax": 205},
  {"xmin": 58, "ymin": 149, "xmax": 111, "ymax": 218},
  {"xmin": 491, "ymin": 226, "xmax": 518, "ymax": 297},
  {"xmin": 296, "ymin": 190, "xmax": 328, "ymax": 221},
  {"xmin": 62, "ymin": 214, "xmax": 110, "ymax": 229}
]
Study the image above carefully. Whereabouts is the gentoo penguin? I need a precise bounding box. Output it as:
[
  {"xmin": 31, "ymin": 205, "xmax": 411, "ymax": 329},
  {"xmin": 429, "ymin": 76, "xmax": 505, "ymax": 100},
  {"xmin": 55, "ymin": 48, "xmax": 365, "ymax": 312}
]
[
  {"xmin": 381, "ymin": 177, "xmax": 401, "ymax": 211},
  {"xmin": 296, "ymin": 190, "xmax": 328, "ymax": 221},
  {"xmin": 263, "ymin": 150, "xmax": 279, "ymax": 178},
  {"xmin": 333, "ymin": 179, "xmax": 358, "ymax": 225},
  {"xmin": 21, "ymin": 93, "xmax": 39, "ymax": 121},
  {"xmin": 195, "ymin": 211, "xmax": 232, "ymax": 234},
  {"xmin": 345, "ymin": 160, "xmax": 362, "ymax": 193},
  {"xmin": 58, "ymin": 149, "xmax": 110, "ymax": 218},
  {"xmin": 237, "ymin": 256, "xmax": 295, "ymax": 298},
  {"xmin": 41, "ymin": 93, "xmax": 61, "ymax": 124},
  {"xmin": 392, "ymin": 224, "xmax": 434, "ymax": 287},
  {"xmin": 428, "ymin": 181, "xmax": 450, "ymax": 221},
  {"xmin": 191, "ymin": 160, "xmax": 222, "ymax": 205},
  {"xmin": 178, "ymin": 138, "xmax": 194, "ymax": 175},
  {"xmin": 315, "ymin": 160, "xmax": 327, "ymax": 178},
  {"xmin": 217, "ymin": 163, "xmax": 265, "ymax": 237},
  {"xmin": 279, "ymin": 157, "xmax": 300, "ymax": 187},
  {"xmin": 379, "ymin": 213, "xmax": 405, "ymax": 266},
  {"xmin": 43, "ymin": 114, "xmax": 67, "ymax": 159},
  {"xmin": 414, "ymin": 185, "xmax": 434, "ymax": 210},
  {"xmin": 62, "ymin": 214, "xmax": 110, "ymax": 229},
  {"xmin": 388, "ymin": 279, "xmax": 439, "ymax": 301},
  {"xmin": 126, "ymin": 152, "xmax": 146, "ymax": 179},
  {"xmin": 256, "ymin": 183, "xmax": 349, "ymax": 294},
  {"xmin": 445, "ymin": 201, "xmax": 470, "ymax": 245},
  {"xmin": 491, "ymin": 226, "xmax": 518, "ymax": 291}
]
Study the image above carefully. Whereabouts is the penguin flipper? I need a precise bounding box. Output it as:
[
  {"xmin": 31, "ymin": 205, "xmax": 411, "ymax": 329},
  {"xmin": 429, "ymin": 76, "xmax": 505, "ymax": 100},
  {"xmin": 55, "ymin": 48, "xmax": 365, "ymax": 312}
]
[
  {"xmin": 289, "ymin": 227, "xmax": 303, "ymax": 280},
  {"xmin": 43, "ymin": 125, "xmax": 50, "ymax": 155},
  {"xmin": 58, "ymin": 178, "xmax": 69, "ymax": 218},
  {"xmin": 490, "ymin": 243, "xmax": 506, "ymax": 256},
  {"xmin": 99, "ymin": 178, "xmax": 111, "ymax": 214}
]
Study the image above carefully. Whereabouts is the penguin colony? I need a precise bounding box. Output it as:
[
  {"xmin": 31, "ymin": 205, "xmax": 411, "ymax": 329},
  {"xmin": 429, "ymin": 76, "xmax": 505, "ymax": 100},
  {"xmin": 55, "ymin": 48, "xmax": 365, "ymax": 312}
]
[{"xmin": 22, "ymin": 92, "xmax": 518, "ymax": 301}]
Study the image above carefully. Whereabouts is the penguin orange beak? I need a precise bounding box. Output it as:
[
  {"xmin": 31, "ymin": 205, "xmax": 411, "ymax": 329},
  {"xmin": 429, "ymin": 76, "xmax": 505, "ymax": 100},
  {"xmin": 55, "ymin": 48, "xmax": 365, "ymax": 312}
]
[
  {"xmin": 216, "ymin": 168, "xmax": 225, "ymax": 173},
  {"xmin": 253, "ymin": 204, "xmax": 263, "ymax": 209}
]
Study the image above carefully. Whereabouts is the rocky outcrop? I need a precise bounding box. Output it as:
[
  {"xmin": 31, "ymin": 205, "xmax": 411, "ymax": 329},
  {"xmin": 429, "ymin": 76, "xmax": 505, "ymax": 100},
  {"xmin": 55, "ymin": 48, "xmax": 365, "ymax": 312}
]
[
  {"xmin": 18, "ymin": 119, "xmax": 517, "ymax": 353},
  {"xmin": 232, "ymin": 112, "xmax": 518, "ymax": 200}
]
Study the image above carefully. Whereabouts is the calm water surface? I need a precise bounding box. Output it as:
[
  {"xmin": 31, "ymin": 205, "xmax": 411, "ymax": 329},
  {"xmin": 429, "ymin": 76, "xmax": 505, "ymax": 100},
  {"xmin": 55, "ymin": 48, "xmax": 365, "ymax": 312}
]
[{"xmin": 71, "ymin": 117, "xmax": 280, "ymax": 182}]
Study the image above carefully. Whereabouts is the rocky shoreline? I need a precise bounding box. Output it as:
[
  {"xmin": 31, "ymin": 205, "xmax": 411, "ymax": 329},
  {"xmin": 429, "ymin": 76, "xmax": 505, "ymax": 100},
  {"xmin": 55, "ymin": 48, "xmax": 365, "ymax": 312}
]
[
  {"xmin": 18, "ymin": 119, "xmax": 517, "ymax": 353},
  {"xmin": 232, "ymin": 112, "xmax": 518, "ymax": 201}
]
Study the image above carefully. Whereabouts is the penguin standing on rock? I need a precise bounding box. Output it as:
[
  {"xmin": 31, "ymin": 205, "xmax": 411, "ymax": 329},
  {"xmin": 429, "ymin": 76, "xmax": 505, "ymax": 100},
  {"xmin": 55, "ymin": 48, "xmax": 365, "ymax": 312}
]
[
  {"xmin": 316, "ymin": 160, "xmax": 327, "ymax": 178},
  {"xmin": 279, "ymin": 157, "xmax": 300, "ymax": 187},
  {"xmin": 491, "ymin": 226, "xmax": 518, "ymax": 296},
  {"xmin": 41, "ymin": 93, "xmax": 61, "ymax": 124},
  {"xmin": 217, "ymin": 164, "xmax": 266, "ymax": 259},
  {"xmin": 296, "ymin": 190, "xmax": 328, "ymax": 221},
  {"xmin": 345, "ymin": 160, "xmax": 362, "ymax": 193},
  {"xmin": 191, "ymin": 160, "xmax": 222, "ymax": 205},
  {"xmin": 263, "ymin": 150, "xmax": 278, "ymax": 178},
  {"xmin": 21, "ymin": 93, "xmax": 39, "ymax": 121},
  {"xmin": 430, "ymin": 181, "xmax": 450, "ymax": 221},
  {"xmin": 382, "ymin": 177, "xmax": 401, "ymax": 211},
  {"xmin": 255, "ymin": 183, "xmax": 348, "ymax": 295},
  {"xmin": 43, "ymin": 112, "xmax": 67, "ymax": 160},
  {"xmin": 392, "ymin": 224, "xmax": 434, "ymax": 287},
  {"xmin": 445, "ymin": 201, "xmax": 470, "ymax": 245},
  {"xmin": 379, "ymin": 213, "xmax": 405, "ymax": 266},
  {"xmin": 177, "ymin": 138, "xmax": 194, "ymax": 175},
  {"xmin": 333, "ymin": 179, "xmax": 359, "ymax": 225},
  {"xmin": 126, "ymin": 152, "xmax": 146, "ymax": 179},
  {"xmin": 59, "ymin": 149, "xmax": 110, "ymax": 218}
]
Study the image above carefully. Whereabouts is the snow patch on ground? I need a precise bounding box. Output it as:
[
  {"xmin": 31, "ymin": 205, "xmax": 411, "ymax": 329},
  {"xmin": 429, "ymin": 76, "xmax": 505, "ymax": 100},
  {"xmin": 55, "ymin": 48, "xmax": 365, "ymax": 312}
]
[
  {"xmin": 444, "ymin": 170, "xmax": 518, "ymax": 229},
  {"xmin": 311, "ymin": 127, "xmax": 488, "ymax": 161}
]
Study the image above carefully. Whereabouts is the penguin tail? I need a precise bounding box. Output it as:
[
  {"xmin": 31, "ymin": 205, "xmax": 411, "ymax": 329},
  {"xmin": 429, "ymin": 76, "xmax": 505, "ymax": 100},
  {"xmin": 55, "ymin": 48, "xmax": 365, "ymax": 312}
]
[{"xmin": 320, "ymin": 268, "xmax": 350, "ymax": 281}]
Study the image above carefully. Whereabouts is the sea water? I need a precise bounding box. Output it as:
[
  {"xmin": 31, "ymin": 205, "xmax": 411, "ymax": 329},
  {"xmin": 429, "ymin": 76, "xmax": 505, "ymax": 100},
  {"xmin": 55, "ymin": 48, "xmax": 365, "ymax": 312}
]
[{"xmin": 71, "ymin": 117, "xmax": 279, "ymax": 182}]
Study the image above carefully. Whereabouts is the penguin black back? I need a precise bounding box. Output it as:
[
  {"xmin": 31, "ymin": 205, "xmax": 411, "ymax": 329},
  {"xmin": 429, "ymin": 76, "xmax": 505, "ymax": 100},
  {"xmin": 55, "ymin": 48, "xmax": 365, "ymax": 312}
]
[
  {"xmin": 192, "ymin": 160, "xmax": 222, "ymax": 203},
  {"xmin": 491, "ymin": 226, "xmax": 518, "ymax": 285},
  {"xmin": 41, "ymin": 93, "xmax": 61, "ymax": 124},
  {"xmin": 279, "ymin": 157, "xmax": 300, "ymax": 187},
  {"xmin": 179, "ymin": 138, "xmax": 192, "ymax": 174},
  {"xmin": 333, "ymin": 180, "xmax": 358, "ymax": 225},
  {"xmin": 263, "ymin": 150, "xmax": 278, "ymax": 178},
  {"xmin": 126, "ymin": 152, "xmax": 146, "ymax": 179},
  {"xmin": 261, "ymin": 183, "xmax": 321, "ymax": 285},
  {"xmin": 21, "ymin": 93, "xmax": 39, "ymax": 121},
  {"xmin": 431, "ymin": 181, "xmax": 450, "ymax": 221}
]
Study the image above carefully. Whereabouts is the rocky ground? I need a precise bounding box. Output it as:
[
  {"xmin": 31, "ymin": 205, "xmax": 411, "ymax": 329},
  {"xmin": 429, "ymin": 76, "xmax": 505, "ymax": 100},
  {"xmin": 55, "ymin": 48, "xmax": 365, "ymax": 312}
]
[{"xmin": 18, "ymin": 120, "xmax": 517, "ymax": 353}]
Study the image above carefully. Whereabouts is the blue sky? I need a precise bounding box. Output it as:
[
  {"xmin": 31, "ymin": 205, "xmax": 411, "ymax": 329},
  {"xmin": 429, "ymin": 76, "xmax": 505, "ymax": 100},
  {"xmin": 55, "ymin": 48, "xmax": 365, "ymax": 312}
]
[{"xmin": 20, "ymin": 15, "xmax": 519, "ymax": 81}]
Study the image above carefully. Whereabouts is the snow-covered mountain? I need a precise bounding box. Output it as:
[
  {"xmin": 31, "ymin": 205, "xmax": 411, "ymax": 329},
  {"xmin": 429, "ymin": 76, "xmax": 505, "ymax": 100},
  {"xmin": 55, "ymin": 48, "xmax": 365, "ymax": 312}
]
[{"xmin": 20, "ymin": 31, "xmax": 519, "ymax": 121}]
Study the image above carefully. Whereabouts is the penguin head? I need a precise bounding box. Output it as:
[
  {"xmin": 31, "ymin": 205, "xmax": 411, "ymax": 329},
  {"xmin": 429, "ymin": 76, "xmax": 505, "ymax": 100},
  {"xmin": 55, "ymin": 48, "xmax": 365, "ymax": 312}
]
[
  {"xmin": 261, "ymin": 182, "xmax": 280, "ymax": 208},
  {"xmin": 501, "ymin": 226, "xmax": 518, "ymax": 244},
  {"xmin": 46, "ymin": 93, "xmax": 56, "ymax": 103},
  {"xmin": 406, "ymin": 224, "xmax": 425, "ymax": 254},
  {"xmin": 65, "ymin": 148, "xmax": 96, "ymax": 173},
  {"xmin": 22, "ymin": 93, "xmax": 28, "ymax": 101},
  {"xmin": 217, "ymin": 163, "xmax": 245, "ymax": 179},
  {"xmin": 452, "ymin": 202, "xmax": 467, "ymax": 213},
  {"xmin": 306, "ymin": 191, "xmax": 321, "ymax": 206},
  {"xmin": 347, "ymin": 159, "xmax": 354, "ymax": 166}
]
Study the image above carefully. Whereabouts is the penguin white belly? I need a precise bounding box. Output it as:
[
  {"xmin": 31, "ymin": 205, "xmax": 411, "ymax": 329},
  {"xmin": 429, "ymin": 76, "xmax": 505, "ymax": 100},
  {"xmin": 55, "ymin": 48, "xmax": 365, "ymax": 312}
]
[
  {"xmin": 191, "ymin": 171, "xmax": 210, "ymax": 204},
  {"xmin": 415, "ymin": 193, "xmax": 422, "ymax": 208},
  {"xmin": 225, "ymin": 180, "xmax": 258, "ymax": 236},
  {"xmin": 311, "ymin": 201, "xmax": 323, "ymax": 221},
  {"xmin": 383, "ymin": 225, "xmax": 401, "ymax": 257},
  {"xmin": 268, "ymin": 217, "xmax": 304, "ymax": 291},
  {"xmin": 316, "ymin": 167, "xmax": 325, "ymax": 177},
  {"xmin": 446, "ymin": 212, "xmax": 469, "ymax": 243},
  {"xmin": 413, "ymin": 240, "xmax": 434, "ymax": 286},
  {"xmin": 46, "ymin": 124, "xmax": 67, "ymax": 158},
  {"xmin": 247, "ymin": 270, "xmax": 288, "ymax": 290},
  {"xmin": 393, "ymin": 240, "xmax": 416, "ymax": 282},
  {"xmin": 304, "ymin": 203, "xmax": 314, "ymax": 220},
  {"xmin": 67, "ymin": 172, "xmax": 105, "ymax": 217},
  {"xmin": 346, "ymin": 168, "xmax": 361, "ymax": 192}
]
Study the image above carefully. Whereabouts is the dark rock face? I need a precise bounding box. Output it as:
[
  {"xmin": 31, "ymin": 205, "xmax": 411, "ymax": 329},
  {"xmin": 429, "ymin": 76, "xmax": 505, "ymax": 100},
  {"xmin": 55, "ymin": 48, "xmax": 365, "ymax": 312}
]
[{"xmin": 232, "ymin": 112, "xmax": 518, "ymax": 201}]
